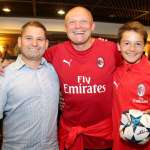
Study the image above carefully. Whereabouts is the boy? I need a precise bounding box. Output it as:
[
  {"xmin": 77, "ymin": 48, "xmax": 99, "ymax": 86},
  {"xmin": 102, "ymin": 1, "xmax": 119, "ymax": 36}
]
[{"xmin": 112, "ymin": 21, "xmax": 150, "ymax": 150}]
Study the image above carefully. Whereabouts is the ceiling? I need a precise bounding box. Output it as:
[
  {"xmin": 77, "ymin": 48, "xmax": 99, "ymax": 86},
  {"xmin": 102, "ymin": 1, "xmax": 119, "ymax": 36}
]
[{"xmin": 0, "ymin": 0, "xmax": 150, "ymax": 26}]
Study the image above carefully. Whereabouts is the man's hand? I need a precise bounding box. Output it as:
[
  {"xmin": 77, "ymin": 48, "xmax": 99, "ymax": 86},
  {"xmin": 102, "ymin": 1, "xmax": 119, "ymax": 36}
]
[
  {"xmin": 98, "ymin": 37, "xmax": 108, "ymax": 41},
  {"xmin": 59, "ymin": 92, "xmax": 65, "ymax": 111},
  {"xmin": 0, "ymin": 59, "xmax": 14, "ymax": 76},
  {"xmin": 0, "ymin": 66, "xmax": 4, "ymax": 76}
]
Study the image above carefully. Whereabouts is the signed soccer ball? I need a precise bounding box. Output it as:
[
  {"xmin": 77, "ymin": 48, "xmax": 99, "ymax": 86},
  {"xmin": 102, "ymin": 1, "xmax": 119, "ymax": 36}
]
[{"xmin": 120, "ymin": 109, "xmax": 150, "ymax": 144}]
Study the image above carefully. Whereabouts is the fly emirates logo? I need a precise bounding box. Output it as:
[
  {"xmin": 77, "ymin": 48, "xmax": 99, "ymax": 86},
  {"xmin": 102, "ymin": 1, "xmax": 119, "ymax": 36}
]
[{"xmin": 64, "ymin": 76, "xmax": 106, "ymax": 94}]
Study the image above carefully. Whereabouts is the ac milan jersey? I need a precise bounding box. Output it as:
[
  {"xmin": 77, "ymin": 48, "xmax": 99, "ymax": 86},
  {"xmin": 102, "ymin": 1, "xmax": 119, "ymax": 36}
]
[
  {"xmin": 113, "ymin": 56, "xmax": 150, "ymax": 150},
  {"xmin": 44, "ymin": 39, "xmax": 120, "ymax": 148}
]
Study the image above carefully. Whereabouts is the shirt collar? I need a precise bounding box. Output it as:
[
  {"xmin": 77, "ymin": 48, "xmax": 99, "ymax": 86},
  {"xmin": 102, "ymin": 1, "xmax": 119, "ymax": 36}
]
[
  {"xmin": 14, "ymin": 55, "xmax": 47, "ymax": 70},
  {"xmin": 123, "ymin": 55, "xmax": 147, "ymax": 71}
]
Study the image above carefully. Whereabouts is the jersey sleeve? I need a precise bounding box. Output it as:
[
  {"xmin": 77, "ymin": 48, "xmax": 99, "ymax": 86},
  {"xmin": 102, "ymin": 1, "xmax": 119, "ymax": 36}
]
[
  {"xmin": 113, "ymin": 43, "xmax": 123, "ymax": 67},
  {"xmin": 44, "ymin": 46, "xmax": 54, "ymax": 63}
]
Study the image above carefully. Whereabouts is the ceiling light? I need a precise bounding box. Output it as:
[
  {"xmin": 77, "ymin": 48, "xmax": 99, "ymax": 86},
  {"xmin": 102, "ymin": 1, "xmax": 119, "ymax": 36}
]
[
  {"xmin": 2, "ymin": 7, "xmax": 11, "ymax": 13},
  {"xmin": 57, "ymin": 9, "xmax": 65, "ymax": 15},
  {"xmin": 108, "ymin": 14, "xmax": 116, "ymax": 18}
]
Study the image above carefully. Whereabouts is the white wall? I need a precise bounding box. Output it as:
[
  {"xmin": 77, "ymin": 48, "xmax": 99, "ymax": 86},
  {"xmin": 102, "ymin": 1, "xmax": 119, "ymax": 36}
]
[
  {"xmin": 0, "ymin": 17, "xmax": 150, "ymax": 41},
  {"xmin": 0, "ymin": 17, "xmax": 65, "ymax": 33}
]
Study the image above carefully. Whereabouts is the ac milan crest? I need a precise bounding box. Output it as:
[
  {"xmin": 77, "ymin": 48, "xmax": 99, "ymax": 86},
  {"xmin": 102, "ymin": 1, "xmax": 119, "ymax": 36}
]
[
  {"xmin": 97, "ymin": 57, "xmax": 104, "ymax": 68},
  {"xmin": 137, "ymin": 83, "xmax": 145, "ymax": 97}
]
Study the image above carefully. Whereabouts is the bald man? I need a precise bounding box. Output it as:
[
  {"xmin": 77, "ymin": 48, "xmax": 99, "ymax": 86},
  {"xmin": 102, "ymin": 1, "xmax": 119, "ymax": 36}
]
[{"xmin": 44, "ymin": 6, "xmax": 121, "ymax": 150}]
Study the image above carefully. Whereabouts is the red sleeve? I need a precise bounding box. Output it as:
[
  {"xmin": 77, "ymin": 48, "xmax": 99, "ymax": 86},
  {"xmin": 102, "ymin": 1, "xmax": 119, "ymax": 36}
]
[
  {"xmin": 44, "ymin": 46, "xmax": 54, "ymax": 63},
  {"xmin": 114, "ymin": 44, "xmax": 123, "ymax": 67},
  {"xmin": 107, "ymin": 40, "xmax": 123, "ymax": 67}
]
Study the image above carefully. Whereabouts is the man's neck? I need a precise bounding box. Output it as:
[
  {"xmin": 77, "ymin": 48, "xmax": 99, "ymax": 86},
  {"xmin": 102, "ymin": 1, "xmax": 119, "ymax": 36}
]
[
  {"xmin": 21, "ymin": 56, "xmax": 41, "ymax": 69},
  {"xmin": 25, "ymin": 61, "xmax": 41, "ymax": 69},
  {"xmin": 72, "ymin": 37, "xmax": 95, "ymax": 51}
]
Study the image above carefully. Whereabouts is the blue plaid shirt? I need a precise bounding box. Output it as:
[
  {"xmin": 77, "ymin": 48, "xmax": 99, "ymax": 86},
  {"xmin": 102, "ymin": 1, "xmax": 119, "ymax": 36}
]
[{"xmin": 0, "ymin": 55, "xmax": 59, "ymax": 150}]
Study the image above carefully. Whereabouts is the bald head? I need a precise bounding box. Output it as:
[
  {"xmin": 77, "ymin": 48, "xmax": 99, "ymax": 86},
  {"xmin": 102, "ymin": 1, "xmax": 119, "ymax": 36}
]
[
  {"xmin": 65, "ymin": 6, "xmax": 93, "ymax": 23},
  {"xmin": 64, "ymin": 6, "xmax": 95, "ymax": 51}
]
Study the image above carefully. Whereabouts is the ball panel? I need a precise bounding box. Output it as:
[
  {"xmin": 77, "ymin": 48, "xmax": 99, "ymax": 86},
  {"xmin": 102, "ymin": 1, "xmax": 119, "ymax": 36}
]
[
  {"xmin": 129, "ymin": 109, "xmax": 143, "ymax": 117},
  {"xmin": 120, "ymin": 113, "xmax": 131, "ymax": 126},
  {"xmin": 140, "ymin": 114, "xmax": 150, "ymax": 128},
  {"xmin": 123, "ymin": 126, "xmax": 134, "ymax": 140},
  {"xmin": 134, "ymin": 126, "xmax": 149, "ymax": 141}
]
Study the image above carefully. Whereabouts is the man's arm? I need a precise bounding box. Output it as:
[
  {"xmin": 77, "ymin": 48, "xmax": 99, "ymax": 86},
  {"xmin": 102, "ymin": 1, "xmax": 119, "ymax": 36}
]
[
  {"xmin": 0, "ymin": 119, "xmax": 2, "ymax": 147},
  {"xmin": 0, "ymin": 76, "xmax": 7, "ymax": 119},
  {"xmin": 0, "ymin": 66, "xmax": 4, "ymax": 76},
  {"xmin": 1, "ymin": 59, "xmax": 14, "ymax": 68},
  {"xmin": 59, "ymin": 92, "xmax": 65, "ymax": 111},
  {"xmin": 0, "ymin": 58, "xmax": 15, "ymax": 76}
]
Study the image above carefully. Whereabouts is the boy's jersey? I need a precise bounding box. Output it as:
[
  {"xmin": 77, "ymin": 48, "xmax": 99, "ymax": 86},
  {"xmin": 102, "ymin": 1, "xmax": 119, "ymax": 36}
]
[{"xmin": 113, "ymin": 56, "xmax": 150, "ymax": 150}]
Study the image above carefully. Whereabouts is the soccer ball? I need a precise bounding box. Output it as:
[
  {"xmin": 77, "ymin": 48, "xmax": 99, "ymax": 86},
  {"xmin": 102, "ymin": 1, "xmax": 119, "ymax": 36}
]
[{"xmin": 120, "ymin": 109, "xmax": 150, "ymax": 144}]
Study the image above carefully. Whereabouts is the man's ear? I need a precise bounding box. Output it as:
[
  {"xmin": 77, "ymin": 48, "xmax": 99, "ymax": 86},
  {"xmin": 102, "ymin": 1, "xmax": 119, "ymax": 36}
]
[
  {"xmin": 64, "ymin": 22, "xmax": 67, "ymax": 33},
  {"xmin": 117, "ymin": 43, "xmax": 121, "ymax": 51},
  {"xmin": 91, "ymin": 22, "xmax": 95, "ymax": 31},
  {"xmin": 17, "ymin": 36, "xmax": 21, "ymax": 48},
  {"xmin": 45, "ymin": 39, "xmax": 49, "ymax": 49}
]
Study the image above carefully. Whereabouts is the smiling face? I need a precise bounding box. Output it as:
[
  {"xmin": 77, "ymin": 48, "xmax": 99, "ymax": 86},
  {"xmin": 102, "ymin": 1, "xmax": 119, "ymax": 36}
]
[
  {"xmin": 65, "ymin": 7, "xmax": 95, "ymax": 50},
  {"xmin": 18, "ymin": 25, "xmax": 48, "ymax": 62},
  {"xmin": 118, "ymin": 30, "xmax": 145, "ymax": 64}
]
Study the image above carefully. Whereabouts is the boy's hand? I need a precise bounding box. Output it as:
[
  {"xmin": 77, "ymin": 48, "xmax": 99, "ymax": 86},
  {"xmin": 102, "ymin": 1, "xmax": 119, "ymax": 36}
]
[{"xmin": 144, "ymin": 109, "xmax": 150, "ymax": 114}]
